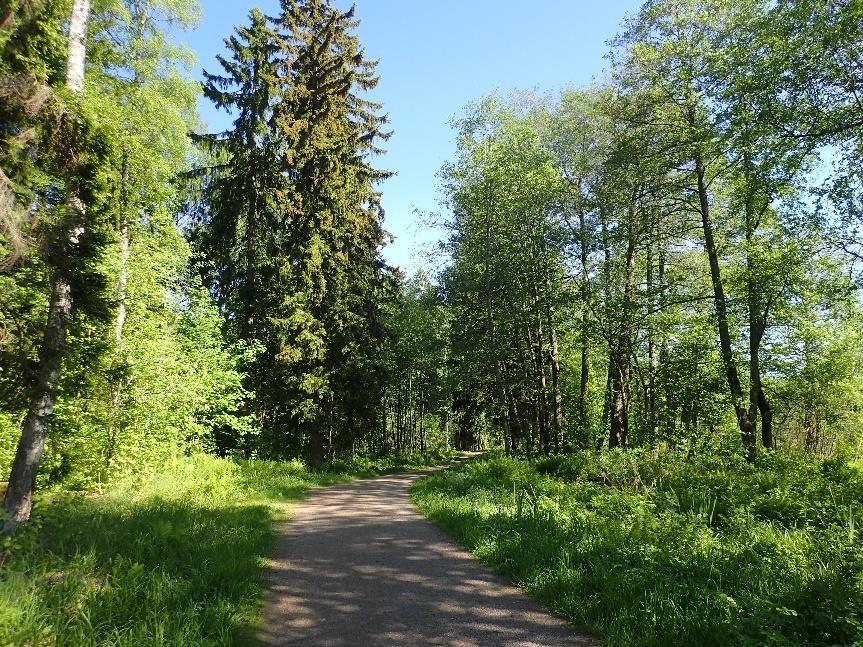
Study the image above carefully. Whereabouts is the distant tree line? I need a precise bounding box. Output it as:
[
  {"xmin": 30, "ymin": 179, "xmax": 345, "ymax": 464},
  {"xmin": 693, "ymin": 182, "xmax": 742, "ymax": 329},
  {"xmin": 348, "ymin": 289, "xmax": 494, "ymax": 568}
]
[
  {"xmin": 2, "ymin": 0, "xmax": 861, "ymax": 530},
  {"xmin": 428, "ymin": 0, "xmax": 863, "ymax": 459}
]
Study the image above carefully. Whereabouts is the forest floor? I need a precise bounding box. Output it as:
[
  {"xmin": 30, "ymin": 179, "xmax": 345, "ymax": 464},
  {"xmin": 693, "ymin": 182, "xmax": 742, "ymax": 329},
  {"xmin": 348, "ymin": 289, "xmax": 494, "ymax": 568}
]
[
  {"xmin": 260, "ymin": 459, "xmax": 593, "ymax": 646},
  {"xmin": 0, "ymin": 451, "xmax": 458, "ymax": 645},
  {"xmin": 412, "ymin": 450, "xmax": 863, "ymax": 647}
]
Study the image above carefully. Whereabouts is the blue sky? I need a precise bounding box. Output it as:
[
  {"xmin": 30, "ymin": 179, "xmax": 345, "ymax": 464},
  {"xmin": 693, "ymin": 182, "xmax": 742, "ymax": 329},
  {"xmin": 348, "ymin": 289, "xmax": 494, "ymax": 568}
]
[{"xmin": 185, "ymin": 1, "xmax": 643, "ymax": 274}]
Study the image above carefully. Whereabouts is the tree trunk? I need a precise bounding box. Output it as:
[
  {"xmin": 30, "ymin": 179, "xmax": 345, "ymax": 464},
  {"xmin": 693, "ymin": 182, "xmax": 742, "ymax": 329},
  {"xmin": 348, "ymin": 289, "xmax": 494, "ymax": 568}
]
[
  {"xmin": 244, "ymin": 166, "xmax": 257, "ymax": 340},
  {"xmin": 657, "ymin": 248, "xmax": 668, "ymax": 441},
  {"xmin": 600, "ymin": 356, "xmax": 613, "ymax": 450},
  {"xmin": 609, "ymin": 206, "xmax": 637, "ymax": 449},
  {"xmin": 106, "ymin": 155, "xmax": 131, "ymax": 470},
  {"xmin": 479, "ymin": 182, "xmax": 514, "ymax": 452},
  {"xmin": 758, "ymin": 386, "xmax": 773, "ymax": 449},
  {"xmin": 419, "ymin": 392, "xmax": 426, "ymax": 453},
  {"xmin": 115, "ymin": 157, "xmax": 130, "ymax": 346},
  {"xmin": 803, "ymin": 337, "xmax": 818, "ymax": 453},
  {"xmin": 743, "ymin": 168, "xmax": 774, "ymax": 453},
  {"xmin": 504, "ymin": 381, "xmax": 520, "ymax": 454},
  {"xmin": 546, "ymin": 298, "xmax": 564, "ymax": 452},
  {"xmin": 577, "ymin": 204, "xmax": 591, "ymax": 445},
  {"xmin": 530, "ymin": 286, "xmax": 551, "ymax": 455},
  {"xmin": 65, "ymin": 0, "xmax": 90, "ymax": 94},
  {"xmin": 396, "ymin": 386, "xmax": 403, "ymax": 451},
  {"xmin": 608, "ymin": 352, "xmax": 629, "ymax": 448},
  {"xmin": 695, "ymin": 153, "xmax": 756, "ymax": 461},
  {"xmin": 4, "ymin": 0, "xmax": 91, "ymax": 531},
  {"xmin": 115, "ymin": 0, "xmax": 148, "ymax": 348},
  {"xmin": 309, "ymin": 420, "xmax": 325, "ymax": 467},
  {"xmin": 646, "ymin": 228, "xmax": 658, "ymax": 444},
  {"xmin": 4, "ymin": 277, "xmax": 73, "ymax": 529},
  {"xmin": 804, "ymin": 409, "xmax": 819, "ymax": 453}
]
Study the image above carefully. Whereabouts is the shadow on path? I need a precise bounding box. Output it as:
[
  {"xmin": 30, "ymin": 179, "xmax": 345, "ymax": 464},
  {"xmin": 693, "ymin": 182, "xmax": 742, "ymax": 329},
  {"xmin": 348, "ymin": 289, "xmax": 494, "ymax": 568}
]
[{"xmin": 260, "ymin": 466, "xmax": 594, "ymax": 646}]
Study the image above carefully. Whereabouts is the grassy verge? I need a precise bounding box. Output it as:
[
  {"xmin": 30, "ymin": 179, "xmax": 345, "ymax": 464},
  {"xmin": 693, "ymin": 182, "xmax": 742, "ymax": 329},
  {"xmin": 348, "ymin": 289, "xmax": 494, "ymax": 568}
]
[
  {"xmin": 1, "ymin": 450, "xmax": 457, "ymax": 645},
  {"xmin": 411, "ymin": 450, "xmax": 863, "ymax": 647}
]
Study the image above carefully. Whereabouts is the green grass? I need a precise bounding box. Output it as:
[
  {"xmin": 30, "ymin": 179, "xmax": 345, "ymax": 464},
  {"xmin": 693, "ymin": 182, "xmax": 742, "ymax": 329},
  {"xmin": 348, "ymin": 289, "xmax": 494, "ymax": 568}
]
[
  {"xmin": 411, "ymin": 449, "xmax": 863, "ymax": 647},
  {"xmin": 0, "ymin": 450, "xmax": 457, "ymax": 646}
]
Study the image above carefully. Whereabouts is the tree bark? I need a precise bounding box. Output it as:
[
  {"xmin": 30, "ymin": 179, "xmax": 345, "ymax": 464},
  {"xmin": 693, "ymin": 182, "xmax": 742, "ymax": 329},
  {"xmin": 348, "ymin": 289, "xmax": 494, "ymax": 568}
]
[
  {"xmin": 600, "ymin": 356, "xmax": 613, "ymax": 450},
  {"xmin": 309, "ymin": 420, "xmax": 325, "ymax": 467},
  {"xmin": 4, "ymin": 0, "xmax": 91, "ymax": 530},
  {"xmin": 65, "ymin": 0, "xmax": 91, "ymax": 94},
  {"xmin": 609, "ymin": 205, "xmax": 637, "ymax": 449},
  {"xmin": 115, "ymin": 0, "xmax": 148, "ymax": 348},
  {"xmin": 395, "ymin": 384, "xmax": 402, "ymax": 450},
  {"xmin": 608, "ymin": 361, "xmax": 629, "ymax": 448},
  {"xmin": 802, "ymin": 338, "xmax": 818, "ymax": 453},
  {"xmin": 742, "ymin": 164, "xmax": 775, "ymax": 452},
  {"xmin": 695, "ymin": 153, "xmax": 757, "ymax": 461},
  {"xmin": 504, "ymin": 381, "xmax": 520, "ymax": 454},
  {"xmin": 533, "ymin": 219, "xmax": 563, "ymax": 452},
  {"xmin": 804, "ymin": 409, "xmax": 819, "ymax": 453},
  {"xmin": 115, "ymin": 155, "xmax": 131, "ymax": 346},
  {"xmin": 481, "ymin": 184, "xmax": 515, "ymax": 454},
  {"xmin": 646, "ymin": 226, "xmax": 659, "ymax": 444},
  {"xmin": 546, "ymin": 301, "xmax": 563, "ymax": 452},
  {"xmin": 407, "ymin": 367, "xmax": 414, "ymax": 451},
  {"xmin": 4, "ymin": 277, "xmax": 73, "ymax": 529},
  {"xmin": 577, "ymin": 204, "xmax": 591, "ymax": 446},
  {"xmin": 530, "ymin": 283, "xmax": 551, "ymax": 455},
  {"xmin": 419, "ymin": 391, "xmax": 426, "ymax": 453},
  {"xmin": 758, "ymin": 385, "xmax": 773, "ymax": 449}
]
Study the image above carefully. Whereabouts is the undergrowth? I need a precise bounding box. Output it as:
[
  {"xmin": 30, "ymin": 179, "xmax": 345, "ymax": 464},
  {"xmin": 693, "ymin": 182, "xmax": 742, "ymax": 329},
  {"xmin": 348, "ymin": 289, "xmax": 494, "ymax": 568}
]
[
  {"xmin": 0, "ymin": 450, "xmax": 456, "ymax": 645},
  {"xmin": 412, "ymin": 449, "xmax": 863, "ymax": 647}
]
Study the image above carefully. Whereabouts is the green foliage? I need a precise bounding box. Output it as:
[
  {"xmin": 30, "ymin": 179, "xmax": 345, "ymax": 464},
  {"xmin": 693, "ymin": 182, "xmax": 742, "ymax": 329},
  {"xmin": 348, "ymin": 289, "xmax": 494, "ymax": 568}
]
[
  {"xmin": 2, "ymin": 0, "xmax": 862, "ymax": 642},
  {"xmin": 194, "ymin": 0, "xmax": 395, "ymax": 461},
  {"xmin": 441, "ymin": 97, "xmax": 566, "ymax": 453},
  {"xmin": 0, "ymin": 0, "xmax": 254, "ymax": 493},
  {"xmin": 413, "ymin": 451, "xmax": 863, "ymax": 646},
  {"xmin": 379, "ymin": 272, "xmax": 453, "ymax": 452},
  {"xmin": 434, "ymin": 0, "xmax": 863, "ymax": 458},
  {"xmin": 0, "ymin": 0, "xmax": 70, "ymax": 84}
]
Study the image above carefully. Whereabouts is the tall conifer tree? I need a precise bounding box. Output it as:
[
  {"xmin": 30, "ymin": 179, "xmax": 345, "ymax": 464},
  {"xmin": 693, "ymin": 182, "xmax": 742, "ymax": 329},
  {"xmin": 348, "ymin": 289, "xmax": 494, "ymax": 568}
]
[
  {"xmin": 194, "ymin": 8, "xmax": 282, "ymax": 343},
  {"xmin": 195, "ymin": 1, "xmax": 393, "ymax": 460},
  {"xmin": 267, "ymin": 0, "xmax": 392, "ymax": 462}
]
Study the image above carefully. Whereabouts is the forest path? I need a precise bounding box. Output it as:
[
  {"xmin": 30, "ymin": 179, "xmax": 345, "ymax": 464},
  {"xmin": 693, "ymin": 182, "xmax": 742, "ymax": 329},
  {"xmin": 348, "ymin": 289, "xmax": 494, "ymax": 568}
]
[{"xmin": 259, "ymin": 464, "xmax": 594, "ymax": 646}]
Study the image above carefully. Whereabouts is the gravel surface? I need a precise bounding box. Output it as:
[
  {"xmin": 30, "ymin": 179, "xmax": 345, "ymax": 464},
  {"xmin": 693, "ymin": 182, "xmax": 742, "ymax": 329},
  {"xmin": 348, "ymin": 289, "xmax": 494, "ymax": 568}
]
[{"xmin": 260, "ymin": 468, "xmax": 594, "ymax": 646}]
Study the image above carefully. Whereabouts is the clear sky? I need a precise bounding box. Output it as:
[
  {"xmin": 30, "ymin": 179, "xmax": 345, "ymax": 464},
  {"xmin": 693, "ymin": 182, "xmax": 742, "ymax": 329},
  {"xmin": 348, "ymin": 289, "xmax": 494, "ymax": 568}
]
[{"xmin": 184, "ymin": 1, "xmax": 643, "ymax": 273}]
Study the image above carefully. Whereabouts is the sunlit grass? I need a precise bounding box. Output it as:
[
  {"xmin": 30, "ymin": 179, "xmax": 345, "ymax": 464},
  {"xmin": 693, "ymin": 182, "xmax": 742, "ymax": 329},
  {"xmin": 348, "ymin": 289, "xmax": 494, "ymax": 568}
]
[
  {"xmin": 1, "ymin": 450, "xmax": 457, "ymax": 645},
  {"xmin": 412, "ymin": 449, "xmax": 863, "ymax": 647}
]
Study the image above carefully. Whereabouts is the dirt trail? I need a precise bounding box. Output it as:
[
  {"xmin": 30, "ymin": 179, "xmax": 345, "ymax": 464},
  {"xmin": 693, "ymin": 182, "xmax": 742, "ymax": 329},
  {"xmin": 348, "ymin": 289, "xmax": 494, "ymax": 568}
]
[{"xmin": 260, "ymin": 466, "xmax": 594, "ymax": 646}]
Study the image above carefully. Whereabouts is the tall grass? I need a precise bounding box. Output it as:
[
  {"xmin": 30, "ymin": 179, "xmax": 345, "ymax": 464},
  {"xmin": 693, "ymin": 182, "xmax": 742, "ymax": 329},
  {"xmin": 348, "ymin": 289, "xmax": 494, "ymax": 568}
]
[
  {"xmin": 412, "ymin": 450, "xmax": 863, "ymax": 647},
  {"xmin": 1, "ymin": 450, "xmax": 456, "ymax": 645}
]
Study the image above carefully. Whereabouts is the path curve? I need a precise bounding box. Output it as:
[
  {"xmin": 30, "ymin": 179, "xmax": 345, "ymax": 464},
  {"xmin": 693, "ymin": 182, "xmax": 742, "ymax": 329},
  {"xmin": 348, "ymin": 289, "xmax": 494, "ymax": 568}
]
[{"xmin": 260, "ymin": 467, "xmax": 594, "ymax": 646}]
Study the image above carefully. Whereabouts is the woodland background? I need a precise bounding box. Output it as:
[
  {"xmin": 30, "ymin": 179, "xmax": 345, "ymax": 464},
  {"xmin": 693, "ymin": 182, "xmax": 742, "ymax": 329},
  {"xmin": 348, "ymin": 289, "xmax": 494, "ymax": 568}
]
[{"xmin": 1, "ymin": 0, "xmax": 863, "ymax": 643}]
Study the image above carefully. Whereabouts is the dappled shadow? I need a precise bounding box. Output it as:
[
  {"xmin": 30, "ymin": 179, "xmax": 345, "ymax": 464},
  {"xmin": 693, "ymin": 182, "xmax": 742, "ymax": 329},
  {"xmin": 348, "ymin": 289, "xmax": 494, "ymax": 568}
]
[
  {"xmin": 25, "ymin": 493, "xmax": 272, "ymax": 644},
  {"xmin": 260, "ymin": 470, "xmax": 593, "ymax": 646}
]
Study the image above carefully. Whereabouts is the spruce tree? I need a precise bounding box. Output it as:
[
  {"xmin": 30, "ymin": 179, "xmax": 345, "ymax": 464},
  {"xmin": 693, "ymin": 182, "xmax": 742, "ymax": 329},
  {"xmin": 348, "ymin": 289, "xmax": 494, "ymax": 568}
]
[
  {"xmin": 267, "ymin": 0, "xmax": 392, "ymax": 462},
  {"xmin": 194, "ymin": 8, "xmax": 282, "ymax": 343}
]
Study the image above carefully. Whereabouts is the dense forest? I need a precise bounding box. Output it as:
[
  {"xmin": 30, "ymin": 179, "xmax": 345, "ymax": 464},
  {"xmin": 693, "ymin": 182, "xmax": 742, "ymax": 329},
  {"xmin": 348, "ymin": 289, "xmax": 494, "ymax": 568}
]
[
  {"xmin": 1, "ymin": 0, "xmax": 862, "ymax": 644},
  {"xmin": 436, "ymin": 2, "xmax": 863, "ymax": 460},
  {"xmin": 0, "ymin": 0, "xmax": 410, "ymax": 527}
]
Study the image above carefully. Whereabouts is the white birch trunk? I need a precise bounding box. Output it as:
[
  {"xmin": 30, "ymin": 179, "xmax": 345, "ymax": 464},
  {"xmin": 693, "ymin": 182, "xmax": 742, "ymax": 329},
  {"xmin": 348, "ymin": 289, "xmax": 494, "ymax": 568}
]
[{"xmin": 4, "ymin": 0, "xmax": 91, "ymax": 530}]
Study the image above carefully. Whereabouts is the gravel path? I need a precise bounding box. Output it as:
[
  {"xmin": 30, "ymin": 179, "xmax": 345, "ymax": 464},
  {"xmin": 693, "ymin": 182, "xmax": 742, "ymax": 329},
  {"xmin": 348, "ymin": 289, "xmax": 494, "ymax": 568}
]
[{"xmin": 260, "ymin": 467, "xmax": 594, "ymax": 646}]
